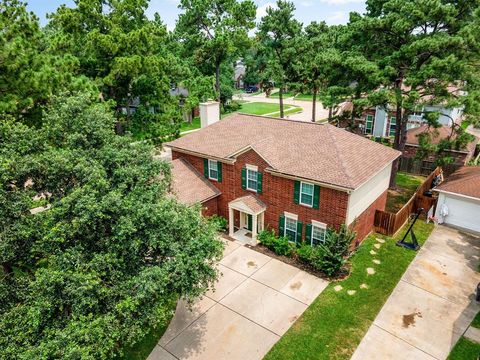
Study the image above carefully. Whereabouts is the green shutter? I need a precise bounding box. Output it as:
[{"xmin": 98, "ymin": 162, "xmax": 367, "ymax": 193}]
[
  {"xmin": 217, "ymin": 162, "xmax": 222, "ymax": 183},
  {"xmin": 241, "ymin": 167, "xmax": 247, "ymax": 189},
  {"xmin": 278, "ymin": 215, "xmax": 285, "ymax": 237},
  {"xmin": 294, "ymin": 181, "xmax": 300, "ymax": 204},
  {"xmin": 305, "ymin": 224, "xmax": 312, "ymax": 244},
  {"xmin": 203, "ymin": 159, "xmax": 209, "ymax": 178},
  {"xmin": 313, "ymin": 185, "xmax": 320, "ymax": 209},
  {"xmin": 257, "ymin": 172, "xmax": 263, "ymax": 194},
  {"xmin": 296, "ymin": 221, "xmax": 303, "ymax": 243}
]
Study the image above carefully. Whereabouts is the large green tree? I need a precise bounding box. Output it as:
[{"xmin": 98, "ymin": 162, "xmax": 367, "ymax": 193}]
[
  {"xmin": 0, "ymin": 0, "xmax": 85, "ymax": 124},
  {"xmin": 355, "ymin": 0, "xmax": 480, "ymax": 187},
  {"xmin": 176, "ymin": 0, "xmax": 256, "ymax": 100},
  {"xmin": 0, "ymin": 94, "xmax": 223, "ymax": 358},
  {"xmin": 48, "ymin": 0, "xmax": 182, "ymax": 136},
  {"xmin": 257, "ymin": 0, "xmax": 302, "ymax": 118}
]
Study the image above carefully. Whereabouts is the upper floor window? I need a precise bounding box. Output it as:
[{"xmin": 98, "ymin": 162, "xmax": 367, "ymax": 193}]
[
  {"xmin": 247, "ymin": 168, "xmax": 258, "ymax": 191},
  {"xmin": 365, "ymin": 115, "xmax": 374, "ymax": 134},
  {"xmin": 208, "ymin": 160, "xmax": 218, "ymax": 180},
  {"xmin": 300, "ymin": 182, "xmax": 314, "ymax": 207},
  {"xmin": 389, "ymin": 117, "xmax": 396, "ymax": 137}
]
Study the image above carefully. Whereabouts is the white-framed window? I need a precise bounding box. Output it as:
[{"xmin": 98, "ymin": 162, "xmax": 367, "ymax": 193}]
[
  {"xmin": 247, "ymin": 168, "xmax": 258, "ymax": 191},
  {"xmin": 300, "ymin": 182, "xmax": 314, "ymax": 207},
  {"xmin": 285, "ymin": 216, "xmax": 297, "ymax": 243},
  {"xmin": 311, "ymin": 222, "xmax": 327, "ymax": 246},
  {"xmin": 389, "ymin": 117, "xmax": 396, "ymax": 137},
  {"xmin": 365, "ymin": 115, "xmax": 374, "ymax": 134},
  {"xmin": 208, "ymin": 159, "xmax": 218, "ymax": 180}
]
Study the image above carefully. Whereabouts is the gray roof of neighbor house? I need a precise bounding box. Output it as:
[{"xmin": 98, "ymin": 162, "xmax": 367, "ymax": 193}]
[
  {"xmin": 434, "ymin": 166, "xmax": 480, "ymax": 199},
  {"xmin": 165, "ymin": 114, "xmax": 401, "ymax": 190},
  {"xmin": 171, "ymin": 158, "xmax": 220, "ymax": 205}
]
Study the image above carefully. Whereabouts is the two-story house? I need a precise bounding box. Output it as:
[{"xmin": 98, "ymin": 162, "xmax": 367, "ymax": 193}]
[{"xmin": 166, "ymin": 111, "xmax": 400, "ymax": 246}]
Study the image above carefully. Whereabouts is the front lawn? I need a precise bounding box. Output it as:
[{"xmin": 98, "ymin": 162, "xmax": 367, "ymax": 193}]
[
  {"xmin": 180, "ymin": 117, "xmax": 201, "ymax": 133},
  {"xmin": 238, "ymin": 101, "xmax": 282, "ymax": 115},
  {"xmin": 448, "ymin": 337, "xmax": 480, "ymax": 359},
  {"xmin": 386, "ymin": 172, "xmax": 426, "ymax": 213},
  {"xmin": 264, "ymin": 221, "xmax": 434, "ymax": 360}
]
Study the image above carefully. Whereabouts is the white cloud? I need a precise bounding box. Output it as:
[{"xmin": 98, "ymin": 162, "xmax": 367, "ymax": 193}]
[
  {"xmin": 256, "ymin": 2, "xmax": 277, "ymax": 20},
  {"xmin": 325, "ymin": 10, "xmax": 348, "ymax": 24}
]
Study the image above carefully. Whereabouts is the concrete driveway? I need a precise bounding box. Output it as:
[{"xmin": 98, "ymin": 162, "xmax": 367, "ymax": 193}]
[
  {"xmin": 352, "ymin": 226, "xmax": 480, "ymax": 360},
  {"xmin": 148, "ymin": 239, "xmax": 328, "ymax": 360}
]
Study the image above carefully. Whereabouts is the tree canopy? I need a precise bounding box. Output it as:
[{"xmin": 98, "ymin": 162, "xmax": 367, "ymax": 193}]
[{"xmin": 0, "ymin": 94, "xmax": 223, "ymax": 358}]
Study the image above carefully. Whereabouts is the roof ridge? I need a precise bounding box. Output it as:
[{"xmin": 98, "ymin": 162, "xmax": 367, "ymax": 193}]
[
  {"xmin": 235, "ymin": 112, "xmax": 327, "ymax": 126},
  {"xmin": 325, "ymin": 125, "xmax": 355, "ymax": 188}
]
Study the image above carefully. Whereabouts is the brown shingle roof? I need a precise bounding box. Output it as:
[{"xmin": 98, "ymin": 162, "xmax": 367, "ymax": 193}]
[
  {"xmin": 435, "ymin": 166, "xmax": 480, "ymax": 199},
  {"xmin": 406, "ymin": 125, "xmax": 477, "ymax": 154},
  {"xmin": 171, "ymin": 158, "xmax": 220, "ymax": 205},
  {"xmin": 229, "ymin": 194, "xmax": 267, "ymax": 214},
  {"xmin": 166, "ymin": 114, "xmax": 401, "ymax": 190}
]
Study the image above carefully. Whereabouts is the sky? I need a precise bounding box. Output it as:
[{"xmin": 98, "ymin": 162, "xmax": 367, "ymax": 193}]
[{"xmin": 26, "ymin": 0, "xmax": 366, "ymax": 30}]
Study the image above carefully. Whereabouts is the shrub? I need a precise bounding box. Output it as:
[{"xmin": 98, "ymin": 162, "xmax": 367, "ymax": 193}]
[
  {"xmin": 258, "ymin": 230, "xmax": 295, "ymax": 256},
  {"xmin": 317, "ymin": 224, "xmax": 356, "ymax": 276},
  {"xmin": 209, "ymin": 215, "xmax": 228, "ymax": 232},
  {"xmin": 258, "ymin": 229, "xmax": 277, "ymax": 248}
]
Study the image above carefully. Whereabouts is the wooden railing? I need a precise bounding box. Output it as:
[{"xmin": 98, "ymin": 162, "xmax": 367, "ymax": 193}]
[{"xmin": 374, "ymin": 167, "xmax": 442, "ymax": 236}]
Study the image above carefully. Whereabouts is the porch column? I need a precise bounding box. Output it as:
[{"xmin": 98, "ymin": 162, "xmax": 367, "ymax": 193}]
[
  {"xmin": 228, "ymin": 206, "xmax": 234, "ymax": 237},
  {"xmin": 251, "ymin": 213, "xmax": 258, "ymax": 245}
]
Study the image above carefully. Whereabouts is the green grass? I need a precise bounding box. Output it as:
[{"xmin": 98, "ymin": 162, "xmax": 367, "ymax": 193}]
[
  {"xmin": 121, "ymin": 299, "xmax": 177, "ymax": 360},
  {"xmin": 269, "ymin": 91, "xmax": 295, "ymax": 98},
  {"xmin": 448, "ymin": 337, "xmax": 480, "ymax": 359},
  {"xmin": 264, "ymin": 221, "xmax": 434, "ymax": 360},
  {"xmin": 269, "ymin": 92, "xmax": 315, "ymax": 101},
  {"xmin": 238, "ymin": 102, "xmax": 283, "ymax": 115},
  {"xmin": 472, "ymin": 312, "xmax": 480, "ymax": 329},
  {"xmin": 386, "ymin": 172, "xmax": 426, "ymax": 213},
  {"xmin": 180, "ymin": 117, "xmax": 201, "ymax": 133},
  {"xmin": 269, "ymin": 106, "xmax": 303, "ymax": 118},
  {"xmin": 294, "ymin": 93, "xmax": 314, "ymax": 101}
]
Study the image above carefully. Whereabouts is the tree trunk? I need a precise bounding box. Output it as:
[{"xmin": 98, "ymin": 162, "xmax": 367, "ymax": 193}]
[
  {"xmin": 389, "ymin": 74, "xmax": 405, "ymax": 188},
  {"xmin": 311, "ymin": 87, "xmax": 317, "ymax": 122},
  {"xmin": 328, "ymin": 106, "xmax": 333, "ymax": 123},
  {"xmin": 215, "ymin": 60, "xmax": 221, "ymax": 102},
  {"xmin": 279, "ymin": 86, "xmax": 284, "ymax": 118},
  {"xmin": 2, "ymin": 263, "xmax": 13, "ymax": 276}
]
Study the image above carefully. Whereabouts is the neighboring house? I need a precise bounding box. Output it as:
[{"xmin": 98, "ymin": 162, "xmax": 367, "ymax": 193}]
[
  {"xmin": 234, "ymin": 60, "xmax": 246, "ymax": 89},
  {"xmin": 404, "ymin": 125, "xmax": 478, "ymax": 166},
  {"xmin": 434, "ymin": 166, "xmax": 480, "ymax": 234},
  {"xmin": 165, "ymin": 110, "xmax": 400, "ymax": 245}
]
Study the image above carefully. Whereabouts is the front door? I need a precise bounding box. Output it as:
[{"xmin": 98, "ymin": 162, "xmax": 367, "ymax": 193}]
[{"xmin": 246, "ymin": 214, "xmax": 253, "ymax": 231}]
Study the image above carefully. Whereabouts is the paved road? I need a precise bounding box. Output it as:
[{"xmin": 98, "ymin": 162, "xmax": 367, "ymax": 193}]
[
  {"xmin": 234, "ymin": 92, "xmax": 330, "ymax": 122},
  {"xmin": 351, "ymin": 225, "xmax": 480, "ymax": 360},
  {"xmin": 149, "ymin": 238, "xmax": 328, "ymax": 360}
]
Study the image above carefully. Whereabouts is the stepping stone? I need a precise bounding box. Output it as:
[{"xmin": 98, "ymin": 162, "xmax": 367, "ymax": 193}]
[
  {"xmin": 334, "ymin": 285, "xmax": 343, "ymax": 292},
  {"xmin": 465, "ymin": 326, "xmax": 480, "ymax": 344},
  {"xmin": 376, "ymin": 238, "xmax": 385, "ymax": 243},
  {"xmin": 370, "ymin": 250, "xmax": 377, "ymax": 255},
  {"xmin": 367, "ymin": 267, "xmax": 375, "ymax": 275},
  {"xmin": 347, "ymin": 290, "xmax": 356, "ymax": 296},
  {"xmin": 373, "ymin": 259, "xmax": 381, "ymax": 265},
  {"xmin": 360, "ymin": 283, "xmax": 369, "ymax": 289},
  {"xmin": 374, "ymin": 243, "xmax": 381, "ymax": 249}
]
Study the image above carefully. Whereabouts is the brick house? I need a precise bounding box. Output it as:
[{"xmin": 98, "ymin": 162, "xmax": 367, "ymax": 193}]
[{"xmin": 166, "ymin": 112, "xmax": 400, "ymax": 245}]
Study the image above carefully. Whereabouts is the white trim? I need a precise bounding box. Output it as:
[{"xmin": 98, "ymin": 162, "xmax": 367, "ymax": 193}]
[
  {"xmin": 311, "ymin": 220, "xmax": 327, "ymax": 229},
  {"xmin": 284, "ymin": 214, "xmax": 298, "ymax": 243},
  {"xmin": 299, "ymin": 181, "xmax": 314, "ymax": 207},
  {"xmin": 208, "ymin": 159, "xmax": 218, "ymax": 180},
  {"xmin": 283, "ymin": 211, "xmax": 298, "ymax": 220},
  {"xmin": 246, "ymin": 164, "xmax": 258, "ymax": 171},
  {"xmin": 166, "ymin": 147, "xmax": 234, "ymax": 164},
  {"xmin": 246, "ymin": 167, "xmax": 258, "ymax": 192},
  {"xmin": 228, "ymin": 145, "xmax": 274, "ymax": 167},
  {"xmin": 433, "ymin": 189, "xmax": 480, "ymax": 203},
  {"xmin": 265, "ymin": 169, "xmax": 353, "ymax": 193}
]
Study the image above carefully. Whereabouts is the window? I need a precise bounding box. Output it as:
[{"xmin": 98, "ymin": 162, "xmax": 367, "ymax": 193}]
[
  {"xmin": 311, "ymin": 224, "xmax": 326, "ymax": 246},
  {"xmin": 365, "ymin": 115, "xmax": 374, "ymax": 134},
  {"xmin": 247, "ymin": 168, "xmax": 258, "ymax": 191},
  {"xmin": 389, "ymin": 117, "xmax": 396, "ymax": 137},
  {"xmin": 208, "ymin": 160, "xmax": 218, "ymax": 180},
  {"xmin": 300, "ymin": 182, "xmax": 314, "ymax": 207},
  {"xmin": 285, "ymin": 216, "xmax": 297, "ymax": 243}
]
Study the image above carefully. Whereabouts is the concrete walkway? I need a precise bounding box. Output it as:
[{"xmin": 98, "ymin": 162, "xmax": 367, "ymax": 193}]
[
  {"xmin": 149, "ymin": 238, "xmax": 328, "ymax": 360},
  {"xmin": 234, "ymin": 92, "xmax": 330, "ymax": 122},
  {"xmin": 352, "ymin": 226, "xmax": 480, "ymax": 360}
]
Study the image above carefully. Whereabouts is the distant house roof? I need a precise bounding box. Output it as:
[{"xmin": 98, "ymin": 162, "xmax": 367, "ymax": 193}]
[
  {"xmin": 166, "ymin": 114, "xmax": 401, "ymax": 190},
  {"xmin": 434, "ymin": 166, "xmax": 480, "ymax": 199},
  {"xmin": 171, "ymin": 158, "xmax": 220, "ymax": 205},
  {"xmin": 406, "ymin": 125, "xmax": 477, "ymax": 154}
]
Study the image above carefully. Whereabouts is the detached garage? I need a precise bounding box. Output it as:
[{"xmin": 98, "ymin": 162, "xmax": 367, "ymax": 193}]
[{"xmin": 434, "ymin": 166, "xmax": 480, "ymax": 234}]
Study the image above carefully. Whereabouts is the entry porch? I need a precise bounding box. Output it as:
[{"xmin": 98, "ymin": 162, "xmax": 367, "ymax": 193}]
[{"xmin": 228, "ymin": 194, "xmax": 267, "ymax": 245}]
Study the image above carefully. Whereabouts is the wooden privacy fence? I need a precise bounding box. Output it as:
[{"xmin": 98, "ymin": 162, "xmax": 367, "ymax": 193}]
[{"xmin": 374, "ymin": 167, "xmax": 442, "ymax": 236}]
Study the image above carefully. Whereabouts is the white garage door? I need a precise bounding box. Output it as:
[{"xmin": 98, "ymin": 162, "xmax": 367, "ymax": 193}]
[{"xmin": 437, "ymin": 193, "xmax": 480, "ymax": 233}]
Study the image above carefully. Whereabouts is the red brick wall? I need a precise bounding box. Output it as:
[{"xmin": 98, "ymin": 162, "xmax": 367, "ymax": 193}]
[
  {"xmin": 173, "ymin": 149, "xmax": 349, "ymax": 241},
  {"xmin": 201, "ymin": 197, "xmax": 218, "ymax": 217},
  {"xmin": 352, "ymin": 189, "xmax": 388, "ymax": 244}
]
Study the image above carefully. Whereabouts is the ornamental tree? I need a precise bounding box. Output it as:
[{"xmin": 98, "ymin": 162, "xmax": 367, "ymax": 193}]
[{"xmin": 0, "ymin": 94, "xmax": 223, "ymax": 358}]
